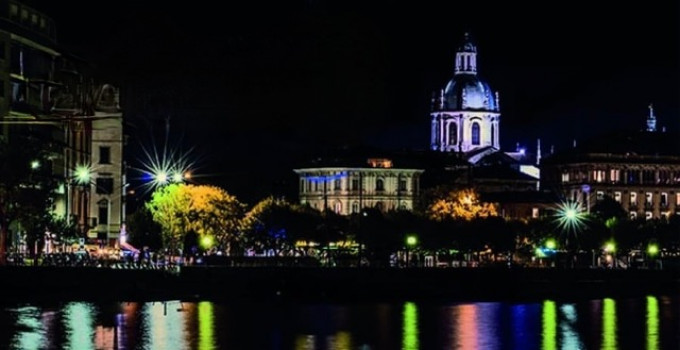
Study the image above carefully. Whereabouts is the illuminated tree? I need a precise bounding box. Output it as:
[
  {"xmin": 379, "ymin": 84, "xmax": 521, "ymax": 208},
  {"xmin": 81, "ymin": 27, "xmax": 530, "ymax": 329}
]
[
  {"xmin": 145, "ymin": 184, "xmax": 245, "ymax": 254},
  {"xmin": 427, "ymin": 188, "xmax": 497, "ymax": 221}
]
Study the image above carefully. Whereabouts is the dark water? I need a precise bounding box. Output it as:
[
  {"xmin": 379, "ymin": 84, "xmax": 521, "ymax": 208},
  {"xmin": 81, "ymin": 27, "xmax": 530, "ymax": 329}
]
[{"xmin": 0, "ymin": 296, "xmax": 678, "ymax": 349}]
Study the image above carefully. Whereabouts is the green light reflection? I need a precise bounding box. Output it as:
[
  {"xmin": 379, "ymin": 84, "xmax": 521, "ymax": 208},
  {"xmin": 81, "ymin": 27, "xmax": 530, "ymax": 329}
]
[
  {"xmin": 64, "ymin": 302, "xmax": 95, "ymax": 350},
  {"xmin": 198, "ymin": 301, "xmax": 215, "ymax": 350},
  {"xmin": 647, "ymin": 296, "xmax": 659, "ymax": 350},
  {"xmin": 10, "ymin": 306, "xmax": 45, "ymax": 350},
  {"xmin": 602, "ymin": 298, "xmax": 617, "ymax": 350},
  {"xmin": 402, "ymin": 302, "xmax": 419, "ymax": 350},
  {"xmin": 541, "ymin": 300, "xmax": 556, "ymax": 350},
  {"xmin": 294, "ymin": 334, "xmax": 315, "ymax": 350}
]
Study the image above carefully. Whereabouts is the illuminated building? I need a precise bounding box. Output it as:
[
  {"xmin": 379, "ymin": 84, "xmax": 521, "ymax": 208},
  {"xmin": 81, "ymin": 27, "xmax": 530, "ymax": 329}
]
[
  {"xmin": 294, "ymin": 157, "xmax": 424, "ymax": 214},
  {"xmin": 0, "ymin": 1, "xmax": 125, "ymax": 245},
  {"xmin": 541, "ymin": 105, "xmax": 680, "ymax": 220}
]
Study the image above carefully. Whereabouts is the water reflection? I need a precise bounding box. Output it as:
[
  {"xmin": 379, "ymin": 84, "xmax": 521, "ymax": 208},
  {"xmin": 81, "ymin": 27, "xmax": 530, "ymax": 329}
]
[
  {"xmin": 402, "ymin": 302, "xmax": 419, "ymax": 350},
  {"xmin": 0, "ymin": 296, "xmax": 677, "ymax": 350},
  {"xmin": 602, "ymin": 298, "xmax": 617, "ymax": 350},
  {"xmin": 542, "ymin": 300, "xmax": 557, "ymax": 350},
  {"xmin": 647, "ymin": 296, "xmax": 658, "ymax": 350}
]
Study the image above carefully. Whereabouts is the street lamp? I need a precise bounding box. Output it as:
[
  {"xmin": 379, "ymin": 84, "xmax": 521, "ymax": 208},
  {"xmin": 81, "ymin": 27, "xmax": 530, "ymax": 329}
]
[
  {"xmin": 647, "ymin": 243, "xmax": 659, "ymax": 269},
  {"xmin": 406, "ymin": 235, "xmax": 418, "ymax": 267},
  {"xmin": 604, "ymin": 240, "xmax": 616, "ymax": 268}
]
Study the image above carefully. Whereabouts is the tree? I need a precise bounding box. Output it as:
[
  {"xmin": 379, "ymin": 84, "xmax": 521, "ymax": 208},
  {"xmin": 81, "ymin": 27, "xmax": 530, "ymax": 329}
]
[
  {"xmin": 427, "ymin": 188, "xmax": 498, "ymax": 221},
  {"xmin": 126, "ymin": 206, "xmax": 162, "ymax": 250},
  {"xmin": 145, "ymin": 184, "xmax": 245, "ymax": 254},
  {"xmin": 0, "ymin": 131, "xmax": 60, "ymax": 264}
]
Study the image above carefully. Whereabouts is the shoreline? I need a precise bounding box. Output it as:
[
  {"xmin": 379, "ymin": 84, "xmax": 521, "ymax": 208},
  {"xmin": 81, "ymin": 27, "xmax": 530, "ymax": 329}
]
[{"xmin": 3, "ymin": 266, "xmax": 679, "ymax": 303}]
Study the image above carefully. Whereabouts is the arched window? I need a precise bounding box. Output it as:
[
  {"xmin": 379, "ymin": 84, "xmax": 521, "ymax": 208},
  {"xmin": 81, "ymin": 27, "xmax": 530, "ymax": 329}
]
[
  {"xmin": 448, "ymin": 122, "xmax": 457, "ymax": 145},
  {"xmin": 471, "ymin": 122, "xmax": 480, "ymax": 145},
  {"xmin": 351, "ymin": 202, "xmax": 360, "ymax": 214},
  {"xmin": 491, "ymin": 124, "xmax": 495, "ymax": 146},
  {"xmin": 376, "ymin": 178, "xmax": 384, "ymax": 191},
  {"xmin": 334, "ymin": 201, "xmax": 342, "ymax": 214}
]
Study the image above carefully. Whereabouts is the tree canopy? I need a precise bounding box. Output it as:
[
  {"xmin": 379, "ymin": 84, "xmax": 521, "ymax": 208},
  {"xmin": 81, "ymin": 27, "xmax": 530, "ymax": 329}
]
[{"xmin": 427, "ymin": 188, "xmax": 497, "ymax": 221}]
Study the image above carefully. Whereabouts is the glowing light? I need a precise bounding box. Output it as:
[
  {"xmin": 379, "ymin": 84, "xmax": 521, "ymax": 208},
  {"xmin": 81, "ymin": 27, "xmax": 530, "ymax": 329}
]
[
  {"xmin": 604, "ymin": 241, "xmax": 616, "ymax": 253},
  {"xmin": 545, "ymin": 239, "xmax": 556, "ymax": 250},
  {"xmin": 455, "ymin": 304, "xmax": 478, "ymax": 349},
  {"xmin": 143, "ymin": 301, "xmax": 188, "ymax": 350},
  {"xmin": 402, "ymin": 302, "xmax": 419, "ymax": 350},
  {"xmin": 560, "ymin": 304, "xmax": 583, "ymax": 349},
  {"xmin": 75, "ymin": 164, "xmax": 91, "ymax": 185},
  {"xmin": 156, "ymin": 171, "xmax": 168, "ymax": 184},
  {"xmin": 406, "ymin": 235, "xmax": 418, "ymax": 247},
  {"xmin": 554, "ymin": 201, "xmax": 587, "ymax": 242},
  {"xmin": 30, "ymin": 160, "xmax": 40, "ymax": 169},
  {"xmin": 172, "ymin": 172, "xmax": 183, "ymax": 183},
  {"xmin": 647, "ymin": 296, "xmax": 659, "ymax": 350},
  {"xmin": 201, "ymin": 235, "xmax": 214, "ymax": 249},
  {"xmin": 302, "ymin": 171, "xmax": 348, "ymax": 183},
  {"xmin": 198, "ymin": 302, "xmax": 215, "ymax": 350},
  {"xmin": 647, "ymin": 244, "xmax": 659, "ymax": 256},
  {"xmin": 602, "ymin": 298, "xmax": 617, "ymax": 350},
  {"xmin": 542, "ymin": 300, "xmax": 556, "ymax": 350}
]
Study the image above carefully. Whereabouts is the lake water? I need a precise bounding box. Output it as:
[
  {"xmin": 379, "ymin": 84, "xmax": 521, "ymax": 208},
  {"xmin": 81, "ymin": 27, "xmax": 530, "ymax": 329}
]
[{"xmin": 0, "ymin": 295, "xmax": 678, "ymax": 349}]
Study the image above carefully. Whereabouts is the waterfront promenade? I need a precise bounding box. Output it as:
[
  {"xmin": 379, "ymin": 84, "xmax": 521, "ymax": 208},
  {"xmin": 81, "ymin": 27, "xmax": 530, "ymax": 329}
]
[{"xmin": 2, "ymin": 265, "xmax": 679, "ymax": 302}]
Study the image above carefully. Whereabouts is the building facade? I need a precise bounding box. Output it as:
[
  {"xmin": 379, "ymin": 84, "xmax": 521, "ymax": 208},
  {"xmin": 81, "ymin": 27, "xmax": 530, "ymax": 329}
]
[
  {"xmin": 0, "ymin": 1, "xmax": 125, "ymax": 246},
  {"xmin": 541, "ymin": 107, "xmax": 680, "ymax": 220},
  {"xmin": 294, "ymin": 158, "xmax": 424, "ymax": 215}
]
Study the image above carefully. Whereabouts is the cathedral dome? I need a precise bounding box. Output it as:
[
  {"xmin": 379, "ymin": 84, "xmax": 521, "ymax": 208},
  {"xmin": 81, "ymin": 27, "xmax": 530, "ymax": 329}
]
[{"xmin": 443, "ymin": 74, "xmax": 497, "ymax": 111}]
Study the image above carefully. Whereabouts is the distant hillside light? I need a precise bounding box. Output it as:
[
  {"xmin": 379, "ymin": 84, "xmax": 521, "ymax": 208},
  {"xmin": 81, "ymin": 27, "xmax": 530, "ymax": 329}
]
[
  {"xmin": 30, "ymin": 160, "xmax": 40, "ymax": 169},
  {"xmin": 406, "ymin": 235, "xmax": 418, "ymax": 247},
  {"xmin": 155, "ymin": 171, "xmax": 168, "ymax": 184},
  {"xmin": 172, "ymin": 172, "xmax": 183, "ymax": 183}
]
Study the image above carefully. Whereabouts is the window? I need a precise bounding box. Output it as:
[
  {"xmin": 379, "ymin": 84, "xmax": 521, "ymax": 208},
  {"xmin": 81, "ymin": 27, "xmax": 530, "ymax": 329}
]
[
  {"xmin": 593, "ymin": 170, "xmax": 605, "ymax": 183},
  {"xmin": 314, "ymin": 182, "xmax": 319, "ymax": 192},
  {"xmin": 676, "ymin": 193, "xmax": 680, "ymax": 206},
  {"xmin": 661, "ymin": 192, "xmax": 668, "ymax": 206},
  {"xmin": 400, "ymin": 202, "xmax": 407, "ymax": 211},
  {"xmin": 21, "ymin": 9, "xmax": 27, "ymax": 21},
  {"xmin": 99, "ymin": 146, "xmax": 110, "ymax": 164},
  {"xmin": 643, "ymin": 170, "xmax": 655, "ymax": 184},
  {"xmin": 645, "ymin": 211, "xmax": 653, "ymax": 220},
  {"xmin": 334, "ymin": 201, "xmax": 342, "ymax": 214},
  {"xmin": 630, "ymin": 211, "xmax": 637, "ymax": 220},
  {"xmin": 39, "ymin": 17, "xmax": 45, "ymax": 29},
  {"xmin": 561, "ymin": 173, "xmax": 570, "ymax": 183},
  {"xmin": 98, "ymin": 200, "xmax": 109, "ymax": 225},
  {"xmin": 471, "ymin": 122, "xmax": 480, "ymax": 145},
  {"xmin": 448, "ymin": 122, "xmax": 457, "ymax": 145},
  {"xmin": 306, "ymin": 181, "xmax": 311, "ymax": 192},
  {"xmin": 376, "ymin": 178, "xmax": 384, "ymax": 191},
  {"xmin": 351, "ymin": 202, "xmax": 359, "ymax": 214},
  {"xmin": 491, "ymin": 124, "xmax": 495, "ymax": 145},
  {"xmin": 614, "ymin": 192, "xmax": 622, "ymax": 203},
  {"xmin": 300, "ymin": 179, "xmax": 305, "ymax": 193},
  {"xmin": 334, "ymin": 179, "xmax": 341, "ymax": 190},
  {"xmin": 30, "ymin": 14, "xmax": 37, "ymax": 25},
  {"xmin": 96, "ymin": 178, "xmax": 113, "ymax": 194},
  {"xmin": 351, "ymin": 179, "xmax": 359, "ymax": 190},
  {"xmin": 532, "ymin": 207, "xmax": 539, "ymax": 219},
  {"xmin": 9, "ymin": 4, "xmax": 17, "ymax": 18},
  {"xmin": 398, "ymin": 178, "xmax": 407, "ymax": 191},
  {"xmin": 630, "ymin": 192, "xmax": 637, "ymax": 205},
  {"xmin": 596, "ymin": 191, "xmax": 604, "ymax": 201},
  {"xmin": 609, "ymin": 169, "xmax": 620, "ymax": 182},
  {"xmin": 645, "ymin": 192, "xmax": 653, "ymax": 204}
]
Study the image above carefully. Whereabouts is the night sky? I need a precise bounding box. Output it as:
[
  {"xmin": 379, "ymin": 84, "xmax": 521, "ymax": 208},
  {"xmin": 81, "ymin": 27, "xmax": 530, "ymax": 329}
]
[{"xmin": 29, "ymin": 0, "xmax": 680, "ymax": 204}]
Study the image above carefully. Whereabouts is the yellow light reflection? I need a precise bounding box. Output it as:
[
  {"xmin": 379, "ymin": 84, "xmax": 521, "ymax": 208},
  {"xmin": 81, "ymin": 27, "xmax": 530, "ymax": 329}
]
[
  {"xmin": 402, "ymin": 302, "xmax": 419, "ymax": 350},
  {"xmin": 541, "ymin": 300, "xmax": 556, "ymax": 350},
  {"xmin": 327, "ymin": 331, "xmax": 352, "ymax": 350},
  {"xmin": 294, "ymin": 334, "xmax": 316, "ymax": 350},
  {"xmin": 647, "ymin": 296, "xmax": 659, "ymax": 350},
  {"xmin": 198, "ymin": 301, "xmax": 215, "ymax": 350},
  {"xmin": 602, "ymin": 298, "xmax": 617, "ymax": 350},
  {"xmin": 10, "ymin": 306, "xmax": 45, "ymax": 350},
  {"xmin": 64, "ymin": 302, "xmax": 95, "ymax": 350}
]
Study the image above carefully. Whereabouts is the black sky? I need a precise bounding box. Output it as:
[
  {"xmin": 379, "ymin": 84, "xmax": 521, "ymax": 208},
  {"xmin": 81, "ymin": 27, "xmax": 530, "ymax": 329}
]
[{"xmin": 29, "ymin": 0, "xmax": 680, "ymax": 204}]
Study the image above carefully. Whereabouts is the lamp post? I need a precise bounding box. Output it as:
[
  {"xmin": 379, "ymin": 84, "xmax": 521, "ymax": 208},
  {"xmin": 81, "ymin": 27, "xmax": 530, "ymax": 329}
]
[
  {"xmin": 406, "ymin": 235, "xmax": 417, "ymax": 267},
  {"xmin": 647, "ymin": 243, "xmax": 659, "ymax": 269}
]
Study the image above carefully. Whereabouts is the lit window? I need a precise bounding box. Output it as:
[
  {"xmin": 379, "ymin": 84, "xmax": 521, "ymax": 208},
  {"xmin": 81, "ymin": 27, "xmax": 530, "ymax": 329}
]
[
  {"xmin": 593, "ymin": 170, "xmax": 605, "ymax": 183},
  {"xmin": 645, "ymin": 192, "xmax": 653, "ymax": 204},
  {"xmin": 614, "ymin": 192, "xmax": 621, "ymax": 203},
  {"xmin": 645, "ymin": 211, "xmax": 653, "ymax": 220},
  {"xmin": 661, "ymin": 192, "xmax": 668, "ymax": 206},
  {"xmin": 596, "ymin": 191, "xmax": 604, "ymax": 201},
  {"xmin": 448, "ymin": 122, "xmax": 457, "ymax": 145},
  {"xmin": 471, "ymin": 122, "xmax": 480, "ymax": 145},
  {"xmin": 630, "ymin": 192, "xmax": 637, "ymax": 205},
  {"xmin": 630, "ymin": 211, "xmax": 637, "ymax": 220},
  {"xmin": 334, "ymin": 201, "xmax": 342, "ymax": 214},
  {"xmin": 532, "ymin": 207, "xmax": 539, "ymax": 218},
  {"xmin": 609, "ymin": 169, "xmax": 620, "ymax": 182},
  {"xmin": 561, "ymin": 173, "xmax": 570, "ymax": 183},
  {"xmin": 351, "ymin": 179, "xmax": 359, "ymax": 191},
  {"xmin": 676, "ymin": 193, "xmax": 680, "ymax": 206},
  {"xmin": 334, "ymin": 179, "xmax": 341, "ymax": 190}
]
